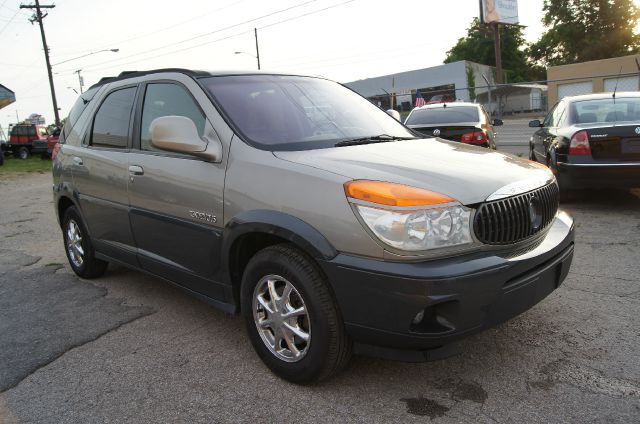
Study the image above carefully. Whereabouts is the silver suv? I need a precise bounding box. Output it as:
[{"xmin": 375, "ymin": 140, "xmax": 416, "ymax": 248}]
[{"xmin": 53, "ymin": 69, "xmax": 575, "ymax": 383}]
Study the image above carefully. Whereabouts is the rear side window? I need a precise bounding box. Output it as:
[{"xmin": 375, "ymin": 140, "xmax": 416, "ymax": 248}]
[
  {"xmin": 91, "ymin": 87, "xmax": 136, "ymax": 148},
  {"xmin": 140, "ymin": 83, "xmax": 206, "ymax": 151},
  {"xmin": 61, "ymin": 87, "xmax": 99, "ymax": 143},
  {"xmin": 406, "ymin": 107, "xmax": 480, "ymax": 125}
]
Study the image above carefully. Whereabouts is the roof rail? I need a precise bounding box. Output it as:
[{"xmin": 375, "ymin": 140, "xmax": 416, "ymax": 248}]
[{"xmin": 88, "ymin": 68, "xmax": 210, "ymax": 90}]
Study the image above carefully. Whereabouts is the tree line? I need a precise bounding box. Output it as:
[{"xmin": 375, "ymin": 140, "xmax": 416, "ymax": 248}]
[{"xmin": 445, "ymin": 0, "xmax": 640, "ymax": 83}]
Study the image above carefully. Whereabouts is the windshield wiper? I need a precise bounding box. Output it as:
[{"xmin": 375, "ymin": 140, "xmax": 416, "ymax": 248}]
[{"xmin": 334, "ymin": 134, "xmax": 416, "ymax": 147}]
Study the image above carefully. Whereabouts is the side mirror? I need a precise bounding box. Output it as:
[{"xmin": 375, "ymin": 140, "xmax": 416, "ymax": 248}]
[
  {"xmin": 386, "ymin": 109, "xmax": 401, "ymax": 121},
  {"xmin": 150, "ymin": 116, "xmax": 222, "ymax": 162},
  {"xmin": 528, "ymin": 119, "xmax": 542, "ymax": 128},
  {"xmin": 492, "ymin": 118, "xmax": 504, "ymax": 126}
]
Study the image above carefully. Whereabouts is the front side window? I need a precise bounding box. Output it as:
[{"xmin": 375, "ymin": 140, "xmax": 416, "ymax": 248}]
[
  {"xmin": 140, "ymin": 83, "xmax": 206, "ymax": 151},
  {"xmin": 91, "ymin": 87, "xmax": 136, "ymax": 148},
  {"xmin": 405, "ymin": 106, "xmax": 480, "ymax": 126},
  {"xmin": 200, "ymin": 75, "xmax": 415, "ymax": 151}
]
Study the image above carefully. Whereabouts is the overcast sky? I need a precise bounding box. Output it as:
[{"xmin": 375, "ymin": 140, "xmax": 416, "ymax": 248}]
[{"xmin": 0, "ymin": 0, "xmax": 636, "ymax": 132}]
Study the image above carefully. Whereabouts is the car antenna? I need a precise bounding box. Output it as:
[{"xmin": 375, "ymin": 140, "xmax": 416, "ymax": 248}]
[{"xmin": 613, "ymin": 65, "xmax": 623, "ymax": 100}]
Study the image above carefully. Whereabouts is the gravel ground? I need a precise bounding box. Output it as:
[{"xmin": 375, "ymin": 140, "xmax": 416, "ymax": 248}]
[{"xmin": 0, "ymin": 169, "xmax": 638, "ymax": 423}]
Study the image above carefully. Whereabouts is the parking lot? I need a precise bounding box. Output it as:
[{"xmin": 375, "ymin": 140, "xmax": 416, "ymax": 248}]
[{"xmin": 0, "ymin": 124, "xmax": 639, "ymax": 423}]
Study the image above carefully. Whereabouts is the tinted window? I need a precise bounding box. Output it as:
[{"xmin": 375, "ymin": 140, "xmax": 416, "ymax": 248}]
[
  {"xmin": 140, "ymin": 83, "xmax": 206, "ymax": 151},
  {"xmin": 91, "ymin": 87, "xmax": 136, "ymax": 148},
  {"xmin": 551, "ymin": 101, "xmax": 565, "ymax": 126},
  {"xmin": 201, "ymin": 75, "xmax": 415, "ymax": 150},
  {"xmin": 405, "ymin": 107, "xmax": 480, "ymax": 126},
  {"xmin": 542, "ymin": 103, "xmax": 557, "ymax": 127},
  {"xmin": 570, "ymin": 97, "xmax": 640, "ymax": 124},
  {"xmin": 62, "ymin": 87, "xmax": 99, "ymax": 143}
]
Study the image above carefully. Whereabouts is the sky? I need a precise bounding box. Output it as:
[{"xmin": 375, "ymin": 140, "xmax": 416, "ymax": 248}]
[{"xmin": 0, "ymin": 0, "xmax": 631, "ymax": 133}]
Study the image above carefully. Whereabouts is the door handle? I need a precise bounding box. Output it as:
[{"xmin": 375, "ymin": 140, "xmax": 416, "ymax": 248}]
[
  {"xmin": 72, "ymin": 156, "xmax": 83, "ymax": 166},
  {"xmin": 128, "ymin": 165, "xmax": 144, "ymax": 176}
]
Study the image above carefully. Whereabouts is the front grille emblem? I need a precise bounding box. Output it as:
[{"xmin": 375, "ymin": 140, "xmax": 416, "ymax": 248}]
[
  {"xmin": 635, "ymin": 127, "xmax": 640, "ymax": 135},
  {"xmin": 433, "ymin": 129, "xmax": 441, "ymax": 137}
]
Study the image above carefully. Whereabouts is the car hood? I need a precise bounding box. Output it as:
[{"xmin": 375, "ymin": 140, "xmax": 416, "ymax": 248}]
[{"xmin": 274, "ymin": 138, "xmax": 553, "ymax": 205}]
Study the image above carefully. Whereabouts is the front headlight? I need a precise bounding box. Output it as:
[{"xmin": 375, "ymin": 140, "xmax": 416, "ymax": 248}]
[{"xmin": 345, "ymin": 180, "xmax": 473, "ymax": 252}]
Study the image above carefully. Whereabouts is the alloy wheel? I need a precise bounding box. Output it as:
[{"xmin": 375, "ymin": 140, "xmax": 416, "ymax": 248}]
[
  {"xmin": 252, "ymin": 274, "xmax": 311, "ymax": 362},
  {"xmin": 66, "ymin": 219, "xmax": 84, "ymax": 268}
]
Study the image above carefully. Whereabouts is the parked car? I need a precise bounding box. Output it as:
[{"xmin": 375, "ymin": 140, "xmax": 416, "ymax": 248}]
[
  {"xmin": 404, "ymin": 102, "xmax": 502, "ymax": 149},
  {"xmin": 53, "ymin": 69, "xmax": 574, "ymax": 383},
  {"xmin": 529, "ymin": 92, "xmax": 640, "ymax": 200},
  {"xmin": 426, "ymin": 94, "xmax": 455, "ymax": 104},
  {"xmin": 7, "ymin": 123, "xmax": 49, "ymax": 159}
]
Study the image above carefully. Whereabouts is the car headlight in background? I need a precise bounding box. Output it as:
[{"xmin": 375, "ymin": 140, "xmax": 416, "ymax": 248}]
[{"xmin": 344, "ymin": 180, "xmax": 472, "ymax": 252}]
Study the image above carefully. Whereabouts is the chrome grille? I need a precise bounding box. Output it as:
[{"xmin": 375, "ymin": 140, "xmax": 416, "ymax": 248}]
[{"xmin": 474, "ymin": 183, "xmax": 559, "ymax": 245}]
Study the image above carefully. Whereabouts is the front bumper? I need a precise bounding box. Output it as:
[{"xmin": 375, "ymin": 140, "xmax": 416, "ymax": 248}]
[
  {"xmin": 319, "ymin": 211, "xmax": 574, "ymax": 361},
  {"xmin": 557, "ymin": 162, "xmax": 640, "ymax": 189}
]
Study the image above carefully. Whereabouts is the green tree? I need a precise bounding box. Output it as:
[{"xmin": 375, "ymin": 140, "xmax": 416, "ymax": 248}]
[
  {"xmin": 529, "ymin": 0, "xmax": 640, "ymax": 67},
  {"xmin": 445, "ymin": 18, "xmax": 545, "ymax": 82}
]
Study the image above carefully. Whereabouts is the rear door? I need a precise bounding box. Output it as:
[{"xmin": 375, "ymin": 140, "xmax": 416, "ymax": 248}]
[
  {"xmin": 126, "ymin": 78, "xmax": 227, "ymax": 300},
  {"xmin": 70, "ymin": 85, "xmax": 138, "ymax": 266}
]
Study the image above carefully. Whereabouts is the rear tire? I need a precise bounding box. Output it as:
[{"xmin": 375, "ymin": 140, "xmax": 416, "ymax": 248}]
[
  {"xmin": 241, "ymin": 244, "xmax": 352, "ymax": 384},
  {"xmin": 16, "ymin": 147, "xmax": 29, "ymax": 160},
  {"xmin": 62, "ymin": 206, "xmax": 108, "ymax": 278}
]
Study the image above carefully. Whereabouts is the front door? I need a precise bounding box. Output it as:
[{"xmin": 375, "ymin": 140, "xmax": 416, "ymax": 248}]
[{"xmin": 126, "ymin": 81, "xmax": 227, "ymax": 300}]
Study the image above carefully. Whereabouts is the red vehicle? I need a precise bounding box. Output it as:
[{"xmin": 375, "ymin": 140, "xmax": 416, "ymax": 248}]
[
  {"xmin": 46, "ymin": 128, "xmax": 61, "ymax": 159},
  {"xmin": 7, "ymin": 123, "xmax": 49, "ymax": 159}
]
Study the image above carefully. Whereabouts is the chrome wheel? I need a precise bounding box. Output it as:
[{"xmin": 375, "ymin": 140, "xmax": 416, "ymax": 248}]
[
  {"xmin": 252, "ymin": 274, "xmax": 311, "ymax": 363},
  {"xmin": 66, "ymin": 219, "xmax": 84, "ymax": 268}
]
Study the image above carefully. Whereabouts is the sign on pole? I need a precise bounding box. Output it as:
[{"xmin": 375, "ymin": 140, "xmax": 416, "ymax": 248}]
[{"xmin": 480, "ymin": 0, "xmax": 519, "ymax": 25}]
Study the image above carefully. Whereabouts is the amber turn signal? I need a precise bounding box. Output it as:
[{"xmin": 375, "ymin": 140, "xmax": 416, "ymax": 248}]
[{"xmin": 344, "ymin": 180, "xmax": 455, "ymax": 207}]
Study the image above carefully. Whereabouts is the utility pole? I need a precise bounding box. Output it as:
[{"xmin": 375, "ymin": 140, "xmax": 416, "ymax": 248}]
[
  {"xmin": 20, "ymin": 0, "xmax": 60, "ymax": 126},
  {"xmin": 493, "ymin": 23, "xmax": 503, "ymax": 85},
  {"xmin": 74, "ymin": 69, "xmax": 84, "ymax": 94},
  {"xmin": 254, "ymin": 28, "xmax": 261, "ymax": 70}
]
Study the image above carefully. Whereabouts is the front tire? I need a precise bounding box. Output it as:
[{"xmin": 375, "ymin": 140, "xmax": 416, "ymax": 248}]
[
  {"xmin": 62, "ymin": 206, "xmax": 108, "ymax": 278},
  {"xmin": 241, "ymin": 244, "xmax": 351, "ymax": 384},
  {"xmin": 16, "ymin": 146, "xmax": 29, "ymax": 160}
]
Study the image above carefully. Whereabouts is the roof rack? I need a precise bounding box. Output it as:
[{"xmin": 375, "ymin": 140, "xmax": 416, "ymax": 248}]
[{"xmin": 88, "ymin": 68, "xmax": 211, "ymax": 90}]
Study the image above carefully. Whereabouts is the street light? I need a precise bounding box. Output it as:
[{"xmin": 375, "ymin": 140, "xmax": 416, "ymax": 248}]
[
  {"xmin": 234, "ymin": 51, "xmax": 261, "ymax": 70},
  {"xmin": 234, "ymin": 28, "xmax": 261, "ymax": 70},
  {"xmin": 52, "ymin": 48, "xmax": 119, "ymax": 67}
]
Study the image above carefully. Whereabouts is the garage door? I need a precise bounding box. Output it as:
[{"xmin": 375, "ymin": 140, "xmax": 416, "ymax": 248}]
[
  {"xmin": 558, "ymin": 81, "xmax": 593, "ymax": 99},
  {"xmin": 604, "ymin": 76, "xmax": 639, "ymax": 92}
]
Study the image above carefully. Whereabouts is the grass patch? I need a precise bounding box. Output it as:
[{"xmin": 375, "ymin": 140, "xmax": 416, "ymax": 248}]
[{"xmin": 0, "ymin": 155, "xmax": 52, "ymax": 178}]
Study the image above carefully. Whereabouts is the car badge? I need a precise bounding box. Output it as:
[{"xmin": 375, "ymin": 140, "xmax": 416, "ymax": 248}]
[
  {"xmin": 635, "ymin": 127, "xmax": 640, "ymax": 135},
  {"xmin": 433, "ymin": 129, "xmax": 441, "ymax": 137}
]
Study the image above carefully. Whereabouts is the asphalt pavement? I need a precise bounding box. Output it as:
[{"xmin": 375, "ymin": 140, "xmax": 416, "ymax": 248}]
[{"xmin": 0, "ymin": 158, "xmax": 639, "ymax": 423}]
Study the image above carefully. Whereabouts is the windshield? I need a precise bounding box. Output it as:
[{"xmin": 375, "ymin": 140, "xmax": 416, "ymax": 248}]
[
  {"xmin": 200, "ymin": 75, "xmax": 415, "ymax": 150},
  {"xmin": 570, "ymin": 97, "xmax": 640, "ymax": 124},
  {"xmin": 405, "ymin": 106, "xmax": 480, "ymax": 126}
]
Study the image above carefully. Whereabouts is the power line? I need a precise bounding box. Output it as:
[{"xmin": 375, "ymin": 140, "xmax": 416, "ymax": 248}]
[
  {"xmin": 53, "ymin": 0, "xmax": 249, "ymax": 60},
  {"xmin": 61, "ymin": 0, "xmax": 357, "ymax": 76},
  {"xmin": 56, "ymin": 0, "xmax": 321, "ymax": 73},
  {"xmin": 0, "ymin": 8, "xmax": 20, "ymax": 36}
]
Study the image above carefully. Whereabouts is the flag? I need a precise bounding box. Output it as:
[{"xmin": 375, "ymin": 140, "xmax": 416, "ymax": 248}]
[{"xmin": 415, "ymin": 90, "xmax": 426, "ymax": 108}]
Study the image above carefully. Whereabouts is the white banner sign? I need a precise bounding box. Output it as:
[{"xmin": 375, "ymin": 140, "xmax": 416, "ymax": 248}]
[{"xmin": 481, "ymin": 0, "xmax": 519, "ymax": 25}]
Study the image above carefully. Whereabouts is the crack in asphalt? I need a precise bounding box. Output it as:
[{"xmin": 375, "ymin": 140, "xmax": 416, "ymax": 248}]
[{"xmin": 0, "ymin": 310, "xmax": 156, "ymax": 395}]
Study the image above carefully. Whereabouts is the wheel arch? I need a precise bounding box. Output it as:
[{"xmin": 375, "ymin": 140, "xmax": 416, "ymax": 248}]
[{"xmin": 222, "ymin": 210, "xmax": 338, "ymax": 308}]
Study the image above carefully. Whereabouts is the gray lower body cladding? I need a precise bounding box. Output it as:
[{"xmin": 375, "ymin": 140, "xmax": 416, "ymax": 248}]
[{"xmin": 319, "ymin": 214, "xmax": 575, "ymax": 360}]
